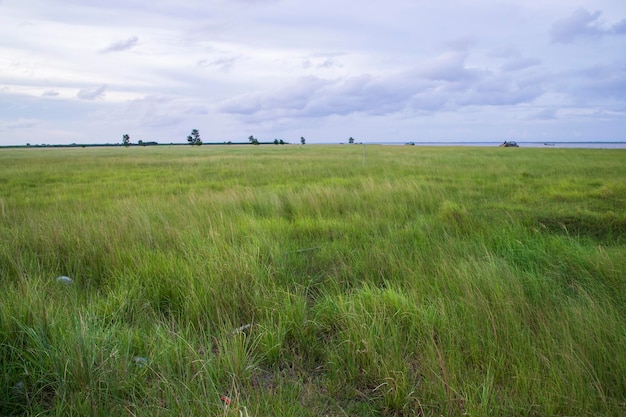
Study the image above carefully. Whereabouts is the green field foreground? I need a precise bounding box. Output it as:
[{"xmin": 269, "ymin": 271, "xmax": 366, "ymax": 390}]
[{"xmin": 1, "ymin": 145, "xmax": 625, "ymax": 416}]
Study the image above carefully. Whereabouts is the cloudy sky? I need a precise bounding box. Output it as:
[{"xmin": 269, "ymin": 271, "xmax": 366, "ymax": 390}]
[{"xmin": 1, "ymin": 0, "xmax": 625, "ymax": 145}]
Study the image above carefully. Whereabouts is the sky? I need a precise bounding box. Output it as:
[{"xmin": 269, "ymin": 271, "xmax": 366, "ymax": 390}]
[{"xmin": 1, "ymin": 0, "xmax": 625, "ymax": 145}]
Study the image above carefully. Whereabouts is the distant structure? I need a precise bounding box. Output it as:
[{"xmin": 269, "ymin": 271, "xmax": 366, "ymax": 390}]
[{"xmin": 500, "ymin": 141, "xmax": 519, "ymax": 147}]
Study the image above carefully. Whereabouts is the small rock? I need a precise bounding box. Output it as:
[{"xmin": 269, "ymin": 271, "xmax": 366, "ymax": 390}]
[
  {"xmin": 133, "ymin": 356, "xmax": 148, "ymax": 367},
  {"xmin": 232, "ymin": 324, "xmax": 251, "ymax": 334},
  {"xmin": 56, "ymin": 276, "xmax": 73, "ymax": 285},
  {"xmin": 10, "ymin": 381, "xmax": 25, "ymax": 400}
]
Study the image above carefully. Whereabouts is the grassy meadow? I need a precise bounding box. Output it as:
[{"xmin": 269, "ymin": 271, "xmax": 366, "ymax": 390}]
[{"xmin": 1, "ymin": 145, "xmax": 625, "ymax": 416}]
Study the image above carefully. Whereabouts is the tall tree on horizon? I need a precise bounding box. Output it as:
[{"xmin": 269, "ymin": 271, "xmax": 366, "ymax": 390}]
[{"xmin": 187, "ymin": 129, "xmax": 202, "ymax": 146}]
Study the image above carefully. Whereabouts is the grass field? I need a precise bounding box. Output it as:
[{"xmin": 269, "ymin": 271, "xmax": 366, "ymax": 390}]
[{"xmin": 1, "ymin": 145, "xmax": 625, "ymax": 416}]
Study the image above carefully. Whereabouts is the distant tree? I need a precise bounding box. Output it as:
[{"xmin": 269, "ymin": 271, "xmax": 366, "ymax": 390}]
[
  {"xmin": 348, "ymin": 137, "xmax": 355, "ymax": 144},
  {"xmin": 248, "ymin": 135, "xmax": 259, "ymax": 145},
  {"xmin": 187, "ymin": 129, "xmax": 202, "ymax": 146},
  {"xmin": 122, "ymin": 134, "xmax": 130, "ymax": 147},
  {"xmin": 279, "ymin": 139, "xmax": 285, "ymax": 145},
  {"xmin": 138, "ymin": 139, "xmax": 143, "ymax": 146},
  {"xmin": 300, "ymin": 136, "xmax": 306, "ymax": 145}
]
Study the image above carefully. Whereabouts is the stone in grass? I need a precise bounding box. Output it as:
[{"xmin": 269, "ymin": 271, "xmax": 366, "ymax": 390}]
[
  {"xmin": 10, "ymin": 380, "xmax": 26, "ymax": 402},
  {"xmin": 56, "ymin": 276, "xmax": 73, "ymax": 285},
  {"xmin": 11, "ymin": 380, "xmax": 25, "ymax": 394},
  {"xmin": 133, "ymin": 356, "xmax": 148, "ymax": 367},
  {"xmin": 232, "ymin": 323, "xmax": 252, "ymax": 335}
]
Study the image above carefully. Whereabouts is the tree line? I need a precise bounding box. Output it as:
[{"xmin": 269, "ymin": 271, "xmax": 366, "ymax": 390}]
[{"xmin": 120, "ymin": 131, "xmax": 360, "ymax": 146}]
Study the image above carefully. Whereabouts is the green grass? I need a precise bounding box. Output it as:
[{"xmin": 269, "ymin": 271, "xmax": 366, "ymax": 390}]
[{"xmin": 1, "ymin": 145, "xmax": 625, "ymax": 416}]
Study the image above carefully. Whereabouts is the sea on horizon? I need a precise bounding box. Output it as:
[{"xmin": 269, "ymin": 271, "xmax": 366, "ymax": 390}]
[{"xmin": 366, "ymin": 141, "xmax": 626, "ymax": 149}]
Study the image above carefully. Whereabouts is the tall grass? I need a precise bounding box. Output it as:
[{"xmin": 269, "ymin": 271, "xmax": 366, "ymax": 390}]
[{"xmin": 1, "ymin": 145, "xmax": 625, "ymax": 416}]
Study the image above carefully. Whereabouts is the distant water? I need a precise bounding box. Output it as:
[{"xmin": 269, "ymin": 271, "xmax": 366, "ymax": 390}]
[{"xmin": 366, "ymin": 141, "xmax": 626, "ymax": 149}]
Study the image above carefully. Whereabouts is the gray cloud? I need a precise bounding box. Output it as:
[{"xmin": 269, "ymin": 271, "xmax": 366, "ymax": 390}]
[
  {"xmin": 77, "ymin": 85, "xmax": 107, "ymax": 100},
  {"xmin": 527, "ymin": 109, "xmax": 557, "ymax": 121},
  {"xmin": 418, "ymin": 52, "xmax": 483, "ymax": 83},
  {"xmin": 318, "ymin": 58, "xmax": 341, "ymax": 69},
  {"xmin": 611, "ymin": 19, "xmax": 626, "ymax": 34},
  {"xmin": 219, "ymin": 55, "xmax": 546, "ymax": 121},
  {"xmin": 220, "ymin": 76, "xmax": 331, "ymax": 117},
  {"xmin": 99, "ymin": 36, "xmax": 139, "ymax": 53},
  {"xmin": 551, "ymin": 9, "xmax": 603, "ymax": 43},
  {"xmin": 301, "ymin": 58, "xmax": 342, "ymax": 70},
  {"xmin": 197, "ymin": 57, "xmax": 238, "ymax": 71},
  {"xmin": 446, "ymin": 36, "xmax": 478, "ymax": 52},
  {"xmin": 501, "ymin": 57, "xmax": 542, "ymax": 72},
  {"xmin": 491, "ymin": 46, "xmax": 542, "ymax": 73},
  {"xmin": 42, "ymin": 90, "xmax": 60, "ymax": 97},
  {"xmin": 455, "ymin": 77, "xmax": 544, "ymax": 107},
  {"xmin": 575, "ymin": 66, "xmax": 626, "ymax": 100},
  {"xmin": 551, "ymin": 9, "xmax": 626, "ymax": 43}
]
